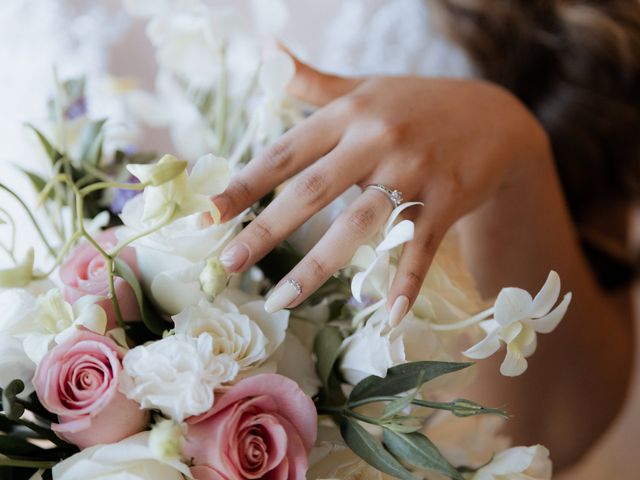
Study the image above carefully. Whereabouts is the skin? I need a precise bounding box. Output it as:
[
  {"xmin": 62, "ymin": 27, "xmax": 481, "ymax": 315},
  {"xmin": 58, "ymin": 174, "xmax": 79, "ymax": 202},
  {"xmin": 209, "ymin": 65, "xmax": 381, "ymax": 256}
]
[{"xmin": 214, "ymin": 54, "xmax": 633, "ymax": 469}]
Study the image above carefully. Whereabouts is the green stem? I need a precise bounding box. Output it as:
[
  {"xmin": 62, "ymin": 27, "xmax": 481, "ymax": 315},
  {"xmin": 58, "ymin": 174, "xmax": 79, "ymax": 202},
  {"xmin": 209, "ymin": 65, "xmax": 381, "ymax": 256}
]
[
  {"xmin": 0, "ymin": 182, "xmax": 56, "ymax": 258},
  {"xmin": 428, "ymin": 306, "xmax": 495, "ymax": 332},
  {"xmin": 38, "ymin": 230, "xmax": 83, "ymax": 277},
  {"xmin": 81, "ymin": 163, "xmax": 113, "ymax": 183},
  {"xmin": 106, "ymin": 257, "xmax": 126, "ymax": 329},
  {"xmin": 0, "ymin": 206, "xmax": 17, "ymax": 253},
  {"xmin": 0, "ymin": 456, "xmax": 57, "ymax": 469},
  {"xmin": 108, "ymin": 214, "xmax": 172, "ymax": 258},
  {"xmin": 224, "ymin": 63, "xmax": 260, "ymax": 156},
  {"xmin": 14, "ymin": 418, "xmax": 68, "ymax": 448},
  {"xmin": 316, "ymin": 406, "xmax": 382, "ymax": 426},
  {"xmin": 79, "ymin": 181, "xmax": 147, "ymax": 197},
  {"xmin": 215, "ymin": 45, "xmax": 229, "ymax": 153}
]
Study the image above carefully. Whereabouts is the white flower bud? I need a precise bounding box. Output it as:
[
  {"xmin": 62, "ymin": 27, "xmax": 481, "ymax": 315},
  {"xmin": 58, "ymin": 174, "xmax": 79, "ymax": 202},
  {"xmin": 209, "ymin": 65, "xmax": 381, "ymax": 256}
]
[
  {"xmin": 199, "ymin": 256, "xmax": 229, "ymax": 300},
  {"xmin": 127, "ymin": 154, "xmax": 188, "ymax": 187},
  {"xmin": 149, "ymin": 418, "xmax": 184, "ymax": 461}
]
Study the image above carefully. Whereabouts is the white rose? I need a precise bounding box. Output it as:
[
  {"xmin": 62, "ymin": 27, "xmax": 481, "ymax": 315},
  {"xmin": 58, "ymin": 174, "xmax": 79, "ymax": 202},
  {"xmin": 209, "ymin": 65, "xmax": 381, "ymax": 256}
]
[
  {"xmin": 119, "ymin": 194, "xmax": 245, "ymax": 315},
  {"xmin": 338, "ymin": 307, "xmax": 472, "ymax": 389},
  {"xmin": 172, "ymin": 290, "xmax": 288, "ymax": 374},
  {"xmin": 52, "ymin": 431, "xmax": 191, "ymax": 480},
  {"xmin": 120, "ymin": 333, "xmax": 238, "ymax": 422},
  {"xmin": 0, "ymin": 336, "xmax": 35, "ymax": 396},
  {"xmin": 338, "ymin": 308, "xmax": 405, "ymax": 385},
  {"xmin": 466, "ymin": 445, "xmax": 552, "ymax": 480}
]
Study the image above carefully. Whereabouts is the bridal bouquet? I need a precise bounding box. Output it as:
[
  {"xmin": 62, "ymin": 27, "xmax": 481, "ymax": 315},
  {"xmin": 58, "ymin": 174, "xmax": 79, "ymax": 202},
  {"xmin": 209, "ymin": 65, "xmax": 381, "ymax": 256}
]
[{"xmin": 0, "ymin": 2, "xmax": 571, "ymax": 479}]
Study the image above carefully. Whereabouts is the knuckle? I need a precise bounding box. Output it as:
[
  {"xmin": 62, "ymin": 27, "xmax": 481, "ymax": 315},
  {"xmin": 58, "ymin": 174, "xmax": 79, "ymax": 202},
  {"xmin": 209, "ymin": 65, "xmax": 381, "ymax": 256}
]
[
  {"xmin": 261, "ymin": 140, "xmax": 293, "ymax": 171},
  {"xmin": 420, "ymin": 229, "xmax": 441, "ymax": 254},
  {"xmin": 371, "ymin": 118, "xmax": 405, "ymax": 146},
  {"xmin": 404, "ymin": 270, "xmax": 424, "ymax": 292},
  {"xmin": 227, "ymin": 178, "xmax": 251, "ymax": 204},
  {"xmin": 248, "ymin": 218, "xmax": 273, "ymax": 242},
  {"xmin": 306, "ymin": 255, "xmax": 329, "ymax": 279},
  {"xmin": 335, "ymin": 94, "xmax": 367, "ymax": 116},
  {"xmin": 294, "ymin": 171, "xmax": 329, "ymax": 206},
  {"xmin": 346, "ymin": 206, "xmax": 378, "ymax": 238}
]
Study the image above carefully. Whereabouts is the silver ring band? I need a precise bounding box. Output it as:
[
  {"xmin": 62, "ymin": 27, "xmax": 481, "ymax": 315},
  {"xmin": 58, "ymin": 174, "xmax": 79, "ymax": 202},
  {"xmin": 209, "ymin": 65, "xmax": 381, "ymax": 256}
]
[{"xmin": 365, "ymin": 183, "xmax": 403, "ymax": 208}]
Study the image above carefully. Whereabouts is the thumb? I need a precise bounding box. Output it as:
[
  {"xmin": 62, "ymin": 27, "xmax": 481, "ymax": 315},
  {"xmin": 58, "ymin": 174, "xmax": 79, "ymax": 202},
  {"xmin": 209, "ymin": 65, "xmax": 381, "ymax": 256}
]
[{"xmin": 279, "ymin": 43, "xmax": 362, "ymax": 106}]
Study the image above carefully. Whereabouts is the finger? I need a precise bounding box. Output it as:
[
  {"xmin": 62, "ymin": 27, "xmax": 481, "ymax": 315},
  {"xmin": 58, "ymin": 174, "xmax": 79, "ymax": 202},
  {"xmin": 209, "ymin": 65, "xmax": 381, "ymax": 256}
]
[
  {"xmin": 264, "ymin": 189, "xmax": 393, "ymax": 312},
  {"xmin": 219, "ymin": 142, "xmax": 370, "ymax": 273},
  {"xmin": 213, "ymin": 104, "xmax": 346, "ymax": 222},
  {"xmin": 386, "ymin": 203, "xmax": 451, "ymax": 327},
  {"xmin": 279, "ymin": 43, "xmax": 362, "ymax": 106}
]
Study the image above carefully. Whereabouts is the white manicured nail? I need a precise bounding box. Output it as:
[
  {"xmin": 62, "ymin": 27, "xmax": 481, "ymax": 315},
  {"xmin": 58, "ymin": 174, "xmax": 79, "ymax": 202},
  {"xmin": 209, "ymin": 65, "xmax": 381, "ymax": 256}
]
[
  {"xmin": 264, "ymin": 279, "xmax": 302, "ymax": 313},
  {"xmin": 389, "ymin": 295, "xmax": 410, "ymax": 327}
]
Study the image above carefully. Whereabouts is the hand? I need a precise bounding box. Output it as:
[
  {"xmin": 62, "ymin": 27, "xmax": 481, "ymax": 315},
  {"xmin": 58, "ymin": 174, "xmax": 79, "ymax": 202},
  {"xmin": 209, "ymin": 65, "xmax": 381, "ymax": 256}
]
[{"xmin": 214, "ymin": 52, "xmax": 550, "ymax": 321}]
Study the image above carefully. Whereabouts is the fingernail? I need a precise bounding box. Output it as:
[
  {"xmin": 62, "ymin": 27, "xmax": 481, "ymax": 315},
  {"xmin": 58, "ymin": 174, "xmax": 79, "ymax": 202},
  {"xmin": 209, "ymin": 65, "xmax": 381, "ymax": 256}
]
[
  {"xmin": 389, "ymin": 295, "xmax": 410, "ymax": 327},
  {"xmin": 220, "ymin": 243, "xmax": 250, "ymax": 272},
  {"xmin": 264, "ymin": 279, "xmax": 302, "ymax": 313}
]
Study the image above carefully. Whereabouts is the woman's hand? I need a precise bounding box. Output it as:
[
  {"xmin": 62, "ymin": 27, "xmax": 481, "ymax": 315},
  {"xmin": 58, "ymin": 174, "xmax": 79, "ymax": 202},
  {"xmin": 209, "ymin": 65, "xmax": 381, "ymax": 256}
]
[{"xmin": 214, "ymin": 55, "xmax": 550, "ymax": 321}]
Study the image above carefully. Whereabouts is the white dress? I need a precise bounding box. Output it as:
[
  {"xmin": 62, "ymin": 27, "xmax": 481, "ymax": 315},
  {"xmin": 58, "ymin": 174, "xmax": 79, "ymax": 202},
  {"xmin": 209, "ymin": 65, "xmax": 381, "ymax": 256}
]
[{"xmin": 0, "ymin": 0, "xmax": 637, "ymax": 478}]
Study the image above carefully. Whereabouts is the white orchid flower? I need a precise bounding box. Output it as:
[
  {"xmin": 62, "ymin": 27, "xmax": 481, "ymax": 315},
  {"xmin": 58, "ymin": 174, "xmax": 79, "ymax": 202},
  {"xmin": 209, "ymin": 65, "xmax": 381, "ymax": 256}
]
[
  {"xmin": 463, "ymin": 271, "xmax": 572, "ymax": 377},
  {"xmin": 0, "ymin": 288, "xmax": 107, "ymax": 365},
  {"xmin": 129, "ymin": 153, "xmax": 230, "ymax": 226},
  {"xmin": 0, "ymin": 248, "xmax": 34, "ymax": 288},
  {"xmin": 350, "ymin": 202, "xmax": 422, "ymax": 303},
  {"xmin": 465, "ymin": 445, "xmax": 552, "ymax": 480}
]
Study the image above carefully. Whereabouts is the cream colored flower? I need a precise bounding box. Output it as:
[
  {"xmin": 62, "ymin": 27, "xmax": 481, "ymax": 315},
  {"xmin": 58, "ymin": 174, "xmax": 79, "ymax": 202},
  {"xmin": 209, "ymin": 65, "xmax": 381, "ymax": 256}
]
[
  {"xmin": 465, "ymin": 445, "xmax": 552, "ymax": 480},
  {"xmin": 0, "ymin": 288, "xmax": 107, "ymax": 364},
  {"xmin": 120, "ymin": 333, "xmax": 238, "ymax": 422},
  {"xmin": 129, "ymin": 153, "xmax": 230, "ymax": 225},
  {"xmin": 463, "ymin": 271, "xmax": 571, "ymax": 377},
  {"xmin": 172, "ymin": 291, "xmax": 288, "ymax": 374}
]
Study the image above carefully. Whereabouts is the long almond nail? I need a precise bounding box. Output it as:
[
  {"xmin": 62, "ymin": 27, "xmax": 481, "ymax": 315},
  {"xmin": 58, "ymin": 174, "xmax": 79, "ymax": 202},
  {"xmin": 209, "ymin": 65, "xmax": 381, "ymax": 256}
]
[
  {"xmin": 389, "ymin": 295, "xmax": 410, "ymax": 327},
  {"xmin": 219, "ymin": 243, "xmax": 250, "ymax": 272},
  {"xmin": 264, "ymin": 279, "xmax": 302, "ymax": 313}
]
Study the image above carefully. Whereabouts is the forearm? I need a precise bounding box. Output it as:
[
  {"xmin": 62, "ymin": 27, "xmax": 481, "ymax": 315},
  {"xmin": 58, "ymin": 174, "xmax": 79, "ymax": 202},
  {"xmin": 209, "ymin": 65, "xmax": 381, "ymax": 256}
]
[{"xmin": 456, "ymin": 131, "xmax": 633, "ymax": 468}]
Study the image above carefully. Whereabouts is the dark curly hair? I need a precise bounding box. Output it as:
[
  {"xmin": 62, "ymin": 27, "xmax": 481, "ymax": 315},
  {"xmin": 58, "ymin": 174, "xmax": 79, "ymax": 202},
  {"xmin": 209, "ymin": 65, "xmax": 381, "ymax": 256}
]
[{"xmin": 431, "ymin": 0, "xmax": 640, "ymax": 287}]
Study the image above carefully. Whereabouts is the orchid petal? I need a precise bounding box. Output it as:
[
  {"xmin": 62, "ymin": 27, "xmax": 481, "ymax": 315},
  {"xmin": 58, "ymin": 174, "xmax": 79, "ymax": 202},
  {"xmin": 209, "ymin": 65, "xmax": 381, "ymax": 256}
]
[
  {"xmin": 494, "ymin": 287, "xmax": 533, "ymax": 326},
  {"xmin": 376, "ymin": 220, "xmax": 415, "ymax": 252},
  {"xmin": 188, "ymin": 154, "xmax": 230, "ymax": 196},
  {"xmin": 500, "ymin": 343, "xmax": 528, "ymax": 377},
  {"xmin": 483, "ymin": 446, "xmax": 538, "ymax": 474},
  {"xmin": 500, "ymin": 321, "xmax": 523, "ymax": 344},
  {"xmin": 383, "ymin": 201, "xmax": 423, "ymax": 235},
  {"xmin": 527, "ymin": 271, "xmax": 561, "ymax": 318},
  {"xmin": 530, "ymin": 292, "xmax": 572, "ymax": 334},
  {"xmin": 463, "ymin": 329, "xmax": 501, "ymax": 359}
]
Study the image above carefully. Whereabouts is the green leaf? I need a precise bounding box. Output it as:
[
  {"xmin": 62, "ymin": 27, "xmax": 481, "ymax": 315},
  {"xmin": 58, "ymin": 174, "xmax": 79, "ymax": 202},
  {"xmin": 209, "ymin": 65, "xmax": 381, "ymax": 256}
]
[
  {"xmin": 25, "ymin": 125, "xmax": 62, "ymax": 163},
  {"xmin": 340, "ymin": 418, "xmax": 415, "ymax": 480},
  {"xmin": 314, "ymin": 326, "xmax": 344, "ymax": 388},
  {"xmin": 2, "ymin": 381, "xmax": 25, "ymax": 420},
  {"xmin": 79, "ymin": 119, "xmax": 107, "ymax": 166},
  {"xmin": 349, "ymin": 361, "xmax": 472, "ymax": 403},
  {"xmin": 113, "ymin": 258, "xmax": 168, "ymax": 336},
  {"xmin": 383, "ymin": 430, "xmax": 464, "ymax": 480}
]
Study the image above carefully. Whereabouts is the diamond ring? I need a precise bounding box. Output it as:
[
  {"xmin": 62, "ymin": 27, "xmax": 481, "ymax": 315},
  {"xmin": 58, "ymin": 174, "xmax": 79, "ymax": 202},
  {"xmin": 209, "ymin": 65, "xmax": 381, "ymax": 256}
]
[{"xmin": 365, "ymin": 183, "xmax": 404, "ymax": 208}]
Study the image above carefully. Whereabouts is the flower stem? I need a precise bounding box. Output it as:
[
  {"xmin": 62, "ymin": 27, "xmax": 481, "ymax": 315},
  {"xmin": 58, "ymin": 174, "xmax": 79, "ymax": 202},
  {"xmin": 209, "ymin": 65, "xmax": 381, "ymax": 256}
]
[
  {"xmin": 428, "ymin": 306, "xmax": 495, "ymax": 332},
  {"xmin": 0, "ymin": 182, "xmax": 56, "ymax": 258},
  {"xmin": 0, "ymin": 456, "xmax": 57, "ymax": 469},
  {"xmin": 79, "ymin": 181, "xmax": 147, "ymax": 197}
]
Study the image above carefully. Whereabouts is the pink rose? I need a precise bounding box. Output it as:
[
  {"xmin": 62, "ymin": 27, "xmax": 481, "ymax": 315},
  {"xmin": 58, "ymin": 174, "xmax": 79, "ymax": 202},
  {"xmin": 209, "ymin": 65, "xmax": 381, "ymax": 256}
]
[
  {"xmin": 34, "ymin": 331, "xmax": 149, "ymax": 449},
  {"xmin": 61, "ymin": 228, "xmax": 140, "ymax": 329},
  {"xmin": 184, "ymin": 374, "xmax": 317, "ymax": 480}
]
